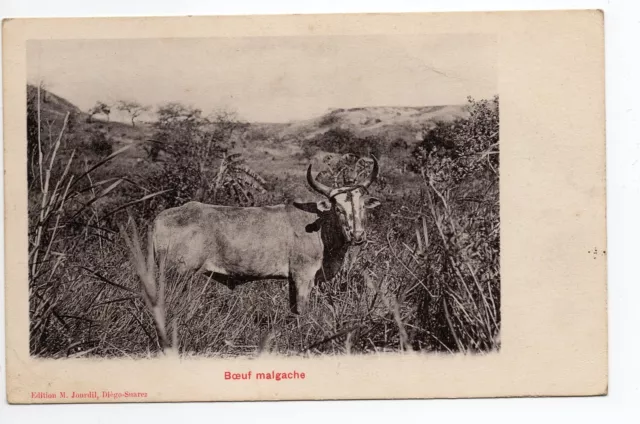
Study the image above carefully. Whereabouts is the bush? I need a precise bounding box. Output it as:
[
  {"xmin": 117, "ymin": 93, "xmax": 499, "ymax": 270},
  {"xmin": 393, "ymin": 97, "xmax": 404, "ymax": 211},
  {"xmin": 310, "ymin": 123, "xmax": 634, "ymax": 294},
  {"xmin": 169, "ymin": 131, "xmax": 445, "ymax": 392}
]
[
  {"xmin": 410, "ymin": 95, "xmax": 500, "ymax": 352},
  {"xmin": 67, "ymin": 111, "xmax": 77, "ymax": 134},
  {"xmin": 301, "ymin": 143, "xmax": 320, "ymax": 160},
  {"xmin": 26, "ymin": 91, "xmax": 39, "ymax": 187},
  {"xmin": 303, "ymin": 128, "xmax": 385, "ymax": 159},
  {"xmin": 89, "ymin": 130, "xmax": 113, "ymax": 156},
  {"xmin": 145, "ymin": 104, "xmax": 264, "ymax": 208},
  {"xmin": 319, "ymin": 111, "xmax": 341, "ymax": 127}
]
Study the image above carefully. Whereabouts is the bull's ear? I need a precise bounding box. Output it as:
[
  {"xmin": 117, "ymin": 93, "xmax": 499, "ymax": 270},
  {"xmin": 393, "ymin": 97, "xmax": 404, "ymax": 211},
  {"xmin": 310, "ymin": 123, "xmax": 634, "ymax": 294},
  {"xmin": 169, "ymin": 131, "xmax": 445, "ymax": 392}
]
[
  {"xmin": 364, "ymin": 197, "xmax": 381, "ymax": 209},
  {"xmin": 317, "ymin": 199, "xmax": 332, "ymax": 212}
]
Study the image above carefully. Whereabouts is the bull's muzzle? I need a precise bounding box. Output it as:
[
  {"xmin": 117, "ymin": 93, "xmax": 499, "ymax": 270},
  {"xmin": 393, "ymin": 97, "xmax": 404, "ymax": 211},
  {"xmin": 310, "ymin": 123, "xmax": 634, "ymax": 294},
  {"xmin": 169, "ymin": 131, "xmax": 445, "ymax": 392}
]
[{"xmin": 352, "ymin": 232, "xmax": 366, "ymax": 245}]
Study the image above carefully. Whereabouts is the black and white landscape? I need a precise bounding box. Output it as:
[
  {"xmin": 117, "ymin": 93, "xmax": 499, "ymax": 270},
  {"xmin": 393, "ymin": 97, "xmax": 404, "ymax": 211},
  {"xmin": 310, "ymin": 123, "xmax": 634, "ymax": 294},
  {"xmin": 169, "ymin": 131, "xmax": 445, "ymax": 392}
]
[{"xmin": 27, "ymin": 36, "xmax": 499, "ymax": 358}]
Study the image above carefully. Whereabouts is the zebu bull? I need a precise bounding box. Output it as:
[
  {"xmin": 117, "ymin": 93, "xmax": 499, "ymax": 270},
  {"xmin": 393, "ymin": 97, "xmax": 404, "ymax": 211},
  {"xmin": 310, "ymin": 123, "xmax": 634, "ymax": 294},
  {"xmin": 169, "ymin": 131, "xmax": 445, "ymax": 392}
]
[{"xmin": 152, "ymin": 155, "xmax": 381, "ymax": 314}]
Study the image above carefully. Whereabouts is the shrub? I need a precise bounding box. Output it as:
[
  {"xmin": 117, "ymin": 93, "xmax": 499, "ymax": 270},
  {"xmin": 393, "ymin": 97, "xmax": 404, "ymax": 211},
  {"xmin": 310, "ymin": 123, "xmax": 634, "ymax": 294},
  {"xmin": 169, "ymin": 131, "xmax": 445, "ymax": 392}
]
[
  {"xmin": 89, "ymin": 130, "xmax": 113, "ymax": 156},
  {"xmin": 319, "ymin": 111, "xmax": 341, "ymax": 127},
  {"xmin": 67, "ymin": 111, "xmax": 77, "ymax": 134},
  {"xmin": 26, "ymin": 90, "xmax": 40, "ymax": 187},
  {"xmin": 303, "ymin": 128, "xmax": 385, "ymax": 159},
  {"xmin": 146, "ymin": 103, "xmax": 263, "ymax": 208},
  {"xmin": 301, "ymin": 143, "xmax": 320, "ymax": 160},
  {"xmin": 410, "ymin": 95, "xmax": 500, "ymax": 352}
]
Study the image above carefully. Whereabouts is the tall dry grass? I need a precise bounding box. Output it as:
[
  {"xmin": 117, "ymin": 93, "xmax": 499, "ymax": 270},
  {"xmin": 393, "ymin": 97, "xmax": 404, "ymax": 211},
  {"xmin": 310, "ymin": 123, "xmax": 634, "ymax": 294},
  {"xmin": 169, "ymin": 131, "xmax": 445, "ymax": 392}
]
[
  {"xmin": 28, "ymin": 87, "xmax": 166, "ymax": 357},
  {"xmin": 119, "ymin": 218, "xmax": 177, "ymax": 354}
]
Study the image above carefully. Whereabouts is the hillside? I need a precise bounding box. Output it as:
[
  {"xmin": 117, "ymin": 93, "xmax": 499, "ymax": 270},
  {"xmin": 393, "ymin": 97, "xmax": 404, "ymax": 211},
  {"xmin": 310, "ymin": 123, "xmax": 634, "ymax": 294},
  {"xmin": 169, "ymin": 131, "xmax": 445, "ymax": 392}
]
[
  {"xmin": 239, "ymin": 105, "xmax": 469, "ymax": 199},
  {"xmin": 246, "ymin": 104, "xmax": 468, "ymax": 144},
  {"xmin": 27, "ymin": 84, "xmax": 82, "ymax": 118},
  {"xmin": 27, "ymin": 84, "xmax": 156, "ymax": 176}
]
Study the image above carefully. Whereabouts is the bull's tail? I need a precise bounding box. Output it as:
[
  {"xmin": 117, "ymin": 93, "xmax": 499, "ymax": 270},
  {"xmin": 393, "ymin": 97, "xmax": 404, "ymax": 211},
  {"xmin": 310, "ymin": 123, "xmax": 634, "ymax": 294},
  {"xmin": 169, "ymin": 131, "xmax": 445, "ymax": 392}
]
[
  {"xmin": 150, "ymin": 219, "xmax": 163, "ymax": 270},
  {"xmin": 150, "ymin": 221, "xmax": 157, "ymax": 266}
]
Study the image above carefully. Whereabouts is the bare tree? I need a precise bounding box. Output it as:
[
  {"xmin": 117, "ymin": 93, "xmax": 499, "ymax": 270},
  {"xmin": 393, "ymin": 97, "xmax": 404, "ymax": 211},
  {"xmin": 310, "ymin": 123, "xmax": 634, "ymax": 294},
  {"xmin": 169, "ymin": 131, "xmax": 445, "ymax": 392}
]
[
  {"xmin": 116, "ymin": 100, "xmax": 150, "ymax": 127},
  {"xmin": 88, "ymin": 101, "xmax": 111, "ymax": 123}
]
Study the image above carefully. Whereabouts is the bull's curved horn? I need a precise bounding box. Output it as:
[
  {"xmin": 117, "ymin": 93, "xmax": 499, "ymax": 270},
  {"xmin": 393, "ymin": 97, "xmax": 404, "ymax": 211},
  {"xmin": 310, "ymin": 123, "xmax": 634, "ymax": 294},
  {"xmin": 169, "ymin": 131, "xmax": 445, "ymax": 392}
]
[
  {"xmin": 307, "ymin": 163, "xmax": 332, "ymax": 197},
  {"xmin": 361, "ymin": 154, "xmax": 380, "ymax": 189}
]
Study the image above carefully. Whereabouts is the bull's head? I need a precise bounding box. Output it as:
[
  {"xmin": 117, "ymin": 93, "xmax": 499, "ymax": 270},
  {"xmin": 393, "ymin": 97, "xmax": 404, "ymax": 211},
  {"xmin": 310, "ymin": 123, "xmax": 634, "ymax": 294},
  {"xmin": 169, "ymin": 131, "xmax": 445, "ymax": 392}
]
[{"xmin": 306, "ymin": 155, "xmax": 381, "ymax": 245}]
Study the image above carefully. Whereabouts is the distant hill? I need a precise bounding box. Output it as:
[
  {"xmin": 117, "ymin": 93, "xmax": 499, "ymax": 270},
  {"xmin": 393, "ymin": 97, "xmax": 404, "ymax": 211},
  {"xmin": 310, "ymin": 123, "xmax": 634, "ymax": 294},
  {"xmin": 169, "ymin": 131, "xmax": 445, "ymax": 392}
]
[
  {"xmin": 27, "ymin": 85, "xmax": 468, "ymax": 149},
  {"xmin": 248, "ymin": 104, "xmax": 469, "ymax": 145}
]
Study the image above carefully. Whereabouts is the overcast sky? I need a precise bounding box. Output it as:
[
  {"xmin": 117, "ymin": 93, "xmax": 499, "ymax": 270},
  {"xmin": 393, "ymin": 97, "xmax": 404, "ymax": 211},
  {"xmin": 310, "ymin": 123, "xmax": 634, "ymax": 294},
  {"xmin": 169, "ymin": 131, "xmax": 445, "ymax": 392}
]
[{"xmin": 27, "ymin": 35, "xmax": 497, "ymax": 123}]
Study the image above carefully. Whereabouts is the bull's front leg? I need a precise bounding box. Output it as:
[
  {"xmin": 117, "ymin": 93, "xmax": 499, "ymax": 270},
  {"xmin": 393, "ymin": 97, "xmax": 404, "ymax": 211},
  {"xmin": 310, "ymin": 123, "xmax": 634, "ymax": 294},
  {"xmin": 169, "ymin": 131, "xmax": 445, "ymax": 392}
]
[{"xmin": 288, "ymin": 270, "xmax": 314, "ymax": 315}]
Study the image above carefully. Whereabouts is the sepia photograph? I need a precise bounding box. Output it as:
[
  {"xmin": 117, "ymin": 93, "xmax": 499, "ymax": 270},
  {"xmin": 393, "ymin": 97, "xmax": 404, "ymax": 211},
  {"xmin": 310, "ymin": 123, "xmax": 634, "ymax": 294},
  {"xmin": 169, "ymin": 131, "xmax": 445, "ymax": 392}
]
[
  {"xmin": 3, "ymin": 11, "xmax": 606, "ymax": 403},
  {"xmin": 26, "ymin": 35, "xmax": 499, "ymax": 358}
]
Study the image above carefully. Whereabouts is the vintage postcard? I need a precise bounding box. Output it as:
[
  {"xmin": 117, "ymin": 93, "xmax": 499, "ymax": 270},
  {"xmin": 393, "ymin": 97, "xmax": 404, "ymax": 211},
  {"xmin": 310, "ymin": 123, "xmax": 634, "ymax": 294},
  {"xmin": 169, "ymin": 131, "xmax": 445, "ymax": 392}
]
[{"xmin": 3, "ymin": 10, "xmax": 606, "ymax": 403}]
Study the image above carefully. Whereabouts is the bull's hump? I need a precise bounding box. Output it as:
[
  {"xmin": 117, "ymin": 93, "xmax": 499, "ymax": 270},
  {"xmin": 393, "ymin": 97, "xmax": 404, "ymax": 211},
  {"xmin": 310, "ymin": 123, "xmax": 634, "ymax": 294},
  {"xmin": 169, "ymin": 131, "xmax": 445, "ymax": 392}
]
[{"xmin": 163, "ymin": 202, "xmax": 204, "ymax": 227}]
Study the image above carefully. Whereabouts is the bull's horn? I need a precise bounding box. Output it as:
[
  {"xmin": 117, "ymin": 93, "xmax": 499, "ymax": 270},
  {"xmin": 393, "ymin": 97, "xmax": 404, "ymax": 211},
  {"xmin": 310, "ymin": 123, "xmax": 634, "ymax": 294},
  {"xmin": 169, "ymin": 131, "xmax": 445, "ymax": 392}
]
[
  {"xmin": 361, "ymin": 154, "xmax": 379, "ymax": 189},
  {"xmin": 306, "ymin": 163, "xmax": 333, "ymax": 197}
]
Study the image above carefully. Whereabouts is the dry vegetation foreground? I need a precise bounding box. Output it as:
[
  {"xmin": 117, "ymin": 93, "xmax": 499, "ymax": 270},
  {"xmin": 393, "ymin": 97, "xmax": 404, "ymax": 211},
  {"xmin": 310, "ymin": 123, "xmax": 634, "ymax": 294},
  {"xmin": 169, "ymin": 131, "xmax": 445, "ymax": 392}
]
[{"xmin": 27, "ymin": 84, "xmax": 500, "ymax": 358}]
